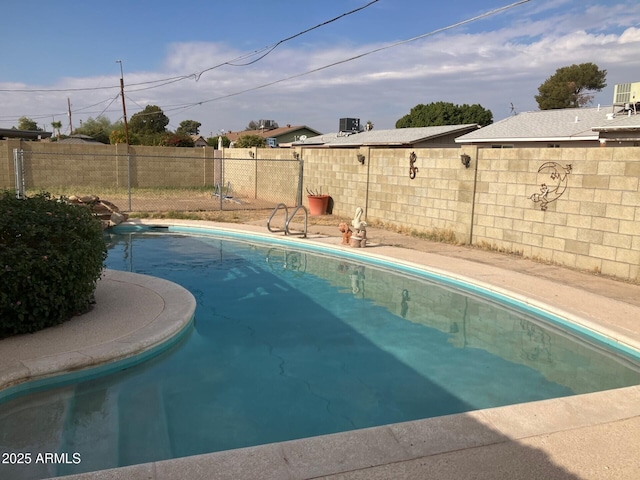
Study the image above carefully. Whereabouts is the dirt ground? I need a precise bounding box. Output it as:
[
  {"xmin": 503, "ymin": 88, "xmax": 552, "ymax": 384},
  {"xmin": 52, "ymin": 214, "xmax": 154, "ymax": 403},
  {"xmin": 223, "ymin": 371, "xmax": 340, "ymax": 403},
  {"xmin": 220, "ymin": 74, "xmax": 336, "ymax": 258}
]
[{"xmin": 126, "ymin": 206, "xmax": 354, "ymax": 230}]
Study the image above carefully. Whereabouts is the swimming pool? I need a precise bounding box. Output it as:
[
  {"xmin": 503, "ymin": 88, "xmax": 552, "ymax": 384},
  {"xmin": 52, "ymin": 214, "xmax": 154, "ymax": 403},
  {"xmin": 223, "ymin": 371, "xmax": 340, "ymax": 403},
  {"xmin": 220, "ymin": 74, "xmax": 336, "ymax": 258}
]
[{"xmin": 1, "ymin": 226, "xmax": 639, "ymax": 478}]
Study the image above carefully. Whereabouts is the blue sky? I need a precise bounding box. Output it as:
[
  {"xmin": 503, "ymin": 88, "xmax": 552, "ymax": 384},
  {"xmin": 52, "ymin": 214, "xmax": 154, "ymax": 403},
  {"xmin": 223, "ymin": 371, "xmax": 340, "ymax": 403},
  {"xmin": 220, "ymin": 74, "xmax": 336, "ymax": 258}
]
[{"xmin": 1, "ymin": 0, "xmax": 639, "ymax": 136}]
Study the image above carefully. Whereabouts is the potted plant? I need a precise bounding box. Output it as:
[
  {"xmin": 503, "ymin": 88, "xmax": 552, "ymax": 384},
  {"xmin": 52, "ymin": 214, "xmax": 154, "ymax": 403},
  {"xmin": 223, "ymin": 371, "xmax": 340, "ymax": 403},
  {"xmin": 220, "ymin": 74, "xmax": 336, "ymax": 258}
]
[{"xmin": 306, "ymin": 188, "xmax": 330, "ymax": 216}]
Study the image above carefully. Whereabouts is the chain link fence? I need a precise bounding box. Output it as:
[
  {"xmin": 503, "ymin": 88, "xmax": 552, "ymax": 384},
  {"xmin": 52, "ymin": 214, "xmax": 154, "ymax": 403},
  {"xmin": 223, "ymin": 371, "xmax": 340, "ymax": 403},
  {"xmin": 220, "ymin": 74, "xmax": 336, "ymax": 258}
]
[{"xmin": 13, "ymin": 148, "xmax": 302, "ymax": 213}]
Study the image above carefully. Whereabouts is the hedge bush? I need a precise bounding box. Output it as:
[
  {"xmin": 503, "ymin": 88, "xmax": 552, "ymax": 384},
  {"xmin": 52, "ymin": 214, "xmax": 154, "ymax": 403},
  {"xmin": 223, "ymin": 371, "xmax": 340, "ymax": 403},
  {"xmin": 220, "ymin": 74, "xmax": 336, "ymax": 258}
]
[{"xmin": 0, "ymin": 191, "xmax": 107, "ymax": 337}]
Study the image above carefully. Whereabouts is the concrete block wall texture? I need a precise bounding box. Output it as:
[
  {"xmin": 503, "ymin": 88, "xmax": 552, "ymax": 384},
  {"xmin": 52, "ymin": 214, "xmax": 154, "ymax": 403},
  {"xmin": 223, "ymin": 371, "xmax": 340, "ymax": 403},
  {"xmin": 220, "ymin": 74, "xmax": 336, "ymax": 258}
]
[
  {"xmin": 300, "ymin": 147, "xmax": 370, "ymax": 216},
  {"xmin": 127, "ymin": 145, "xmax": 216, "ymax": 188},
  {"xmin": 1, "ymin": 140, "xmax": 639, "ymax": 282},
  {"xmin": 221, "ymin": 148, "xmax": 300, "ymax": 202},
  {"xmin": 0, "ymin": 139, "xmax": 15, "ymax": 189},
  {"xmin": 399, "ymin": 149, "xmax": 469, "ymax": 235},
  {"xmin": 300, "ymin": 147, "xmax": 474, "ymax": 240},
  {"xmin": 473, "ymin": 146, "xmax": 640, "ymax": 281},
  {"xmin": 0, "ymin": 142, "xmax": 219, "ymax": 191}
]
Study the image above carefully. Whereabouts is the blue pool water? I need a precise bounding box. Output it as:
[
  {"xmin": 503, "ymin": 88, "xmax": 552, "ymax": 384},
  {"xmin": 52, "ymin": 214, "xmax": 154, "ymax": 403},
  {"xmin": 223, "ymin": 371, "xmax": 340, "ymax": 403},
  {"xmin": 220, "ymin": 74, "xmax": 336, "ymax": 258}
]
[{"xmin": 1, "ymin": 229, "xmax": 639, "ymax": 478}]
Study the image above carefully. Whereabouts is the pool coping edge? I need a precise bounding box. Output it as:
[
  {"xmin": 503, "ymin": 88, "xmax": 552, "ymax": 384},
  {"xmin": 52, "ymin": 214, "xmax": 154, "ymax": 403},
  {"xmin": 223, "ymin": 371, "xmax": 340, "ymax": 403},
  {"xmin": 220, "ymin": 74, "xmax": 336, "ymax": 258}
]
[{"xmin": 0, "ymin": 269, "xmax": 196, "ymax": 400}]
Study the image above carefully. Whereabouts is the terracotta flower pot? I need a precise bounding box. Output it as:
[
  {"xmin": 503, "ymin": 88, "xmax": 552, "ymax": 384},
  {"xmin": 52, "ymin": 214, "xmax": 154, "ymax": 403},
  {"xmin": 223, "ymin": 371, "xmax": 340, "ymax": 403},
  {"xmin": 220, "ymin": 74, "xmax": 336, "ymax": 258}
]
[{"xmin": 307, "ymin": 195, "xmax": 330, "ymax": 215}]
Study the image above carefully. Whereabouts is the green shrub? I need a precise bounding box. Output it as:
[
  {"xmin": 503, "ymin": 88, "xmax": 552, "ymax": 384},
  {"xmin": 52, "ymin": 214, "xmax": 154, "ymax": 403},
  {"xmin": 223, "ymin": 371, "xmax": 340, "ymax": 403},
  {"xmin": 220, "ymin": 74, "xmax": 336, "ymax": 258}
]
[{"xmin": 0, "ymin": 191, "xmax": 107, "ymax": 337}]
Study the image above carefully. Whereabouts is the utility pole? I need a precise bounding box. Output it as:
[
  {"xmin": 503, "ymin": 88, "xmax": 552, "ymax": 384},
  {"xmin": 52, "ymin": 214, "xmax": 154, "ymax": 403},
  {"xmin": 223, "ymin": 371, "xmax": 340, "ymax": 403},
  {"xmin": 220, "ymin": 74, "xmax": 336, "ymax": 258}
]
[
  {"xmin": 116, "ymin": 60, "xmax": 130, "ymax": 145},
  {"xmin": 67, "ymin": 97, "xmax": 73, "ymax": 134}
]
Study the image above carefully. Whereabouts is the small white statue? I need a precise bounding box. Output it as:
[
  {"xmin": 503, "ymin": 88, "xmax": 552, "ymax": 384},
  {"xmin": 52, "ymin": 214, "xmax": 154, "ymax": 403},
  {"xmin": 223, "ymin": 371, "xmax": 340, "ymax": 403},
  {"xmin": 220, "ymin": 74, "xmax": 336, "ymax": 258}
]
[{"xmin": 350, "ymin": 207, "xmax": 367, "ymax": 247}]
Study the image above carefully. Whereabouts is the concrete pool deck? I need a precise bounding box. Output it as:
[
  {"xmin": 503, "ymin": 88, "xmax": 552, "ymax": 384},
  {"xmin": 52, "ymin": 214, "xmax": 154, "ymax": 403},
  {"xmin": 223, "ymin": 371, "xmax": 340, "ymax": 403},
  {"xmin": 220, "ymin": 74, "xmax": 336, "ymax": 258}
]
[{"xmin": 1, "ymin": 219, "xmax": 640, "ymax": 479}]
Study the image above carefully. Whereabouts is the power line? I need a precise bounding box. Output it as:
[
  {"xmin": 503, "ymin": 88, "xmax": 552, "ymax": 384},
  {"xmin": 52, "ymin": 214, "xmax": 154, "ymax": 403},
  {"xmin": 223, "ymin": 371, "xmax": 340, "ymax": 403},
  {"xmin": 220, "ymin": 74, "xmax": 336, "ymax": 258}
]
[
  {"xmin": 2, "ymin": 0, "xmax": 529, "ymax": 125},
  {"xmin": 94, "ymin": 94, "xmax": 121, "ymax": 119},
  {"xmin": 204, "ymin": 0, "xmax": 380, "ymax": 69},
  {"xmin": 85, "ymin": 0, "xmax": 532, "ymax": 117},
  {"xmin": 0, "ymin": 0, "xmax": 379, "ymax": 95},
  {"xmin": 0, "ymin": 97, "xmax": 122, "ymax": 121},
  {"xmin": 174, "ymin": 0, "xmax": 532, "ymax": 109}
]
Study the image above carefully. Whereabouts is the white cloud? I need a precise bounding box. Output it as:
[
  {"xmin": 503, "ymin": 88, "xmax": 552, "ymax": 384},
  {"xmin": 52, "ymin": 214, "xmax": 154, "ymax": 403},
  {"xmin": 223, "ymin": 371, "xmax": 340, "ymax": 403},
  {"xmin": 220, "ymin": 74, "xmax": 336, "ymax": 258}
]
[
  {"xmin": 619, "ymin": 26, "xmax": 640, "ymax": 43},
  {"xmin": 2, "ymin": 1, "xmax": 640, "ymax": 135}
]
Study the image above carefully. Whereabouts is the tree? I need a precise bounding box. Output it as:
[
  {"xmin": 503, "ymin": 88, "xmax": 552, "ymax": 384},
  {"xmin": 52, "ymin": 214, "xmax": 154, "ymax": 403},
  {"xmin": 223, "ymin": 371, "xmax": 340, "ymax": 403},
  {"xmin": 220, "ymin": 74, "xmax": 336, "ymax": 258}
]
[
  {"xmin": 235, "ymin": 134, "xmax": 266, "ymax": 148},
  {"xmin": 535, "ymin": 63, "xmax": 607, "ymax": 110},
  {"xmin": 17, "ymin": 116, "xmax": 41, "ymax": 131},
  {"xmin": 160, "ymin": 132, "xmax": 195, "ymax": 147},
  {"xmin": 51, "ymin": 120, "xmax": 63, "ymax": 139},
  {"xmin": 128, "ymin": 105, "xmax": 169, "ymax": 135},
  {"xmin": 176, "ymin": 120, "xmax": 201, "ymax": 136},
  {"xmin": 207, "ymin": 135, "xmax": 230, "ymax": 149},
  {"xmin": 395, "ymin": 102, "xmax": 493, "ymax": 128},
  {"xmin": 73, "ymin": 116, "xmax": 117, "ymax": 144},
  {"xmin": 109, "ymin": 128, "xmax": 128, "ymax": 145}
]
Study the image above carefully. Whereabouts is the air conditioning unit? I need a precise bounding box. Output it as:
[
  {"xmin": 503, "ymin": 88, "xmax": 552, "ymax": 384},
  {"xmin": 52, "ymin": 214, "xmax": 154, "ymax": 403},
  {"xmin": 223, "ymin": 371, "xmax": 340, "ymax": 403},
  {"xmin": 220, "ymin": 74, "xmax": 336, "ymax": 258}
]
[
  {"xmin": 339, "ymin": 118, "xmax": 360, "ymax": 132},
  {"xmin": 259, "ymin": 119, "xmax": 277, "ymax": 130},
  {"xmin": 613, "ymin": 82, "xmax": 640, "ymax": 106}
]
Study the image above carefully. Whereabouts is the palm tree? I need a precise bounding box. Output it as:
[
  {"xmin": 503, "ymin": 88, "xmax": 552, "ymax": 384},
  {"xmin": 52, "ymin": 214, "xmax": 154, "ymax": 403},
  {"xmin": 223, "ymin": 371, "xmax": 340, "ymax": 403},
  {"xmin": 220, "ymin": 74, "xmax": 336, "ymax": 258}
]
[{"xmin": 51, "ymin": 120, "xmax": 63, "ymax": 140}]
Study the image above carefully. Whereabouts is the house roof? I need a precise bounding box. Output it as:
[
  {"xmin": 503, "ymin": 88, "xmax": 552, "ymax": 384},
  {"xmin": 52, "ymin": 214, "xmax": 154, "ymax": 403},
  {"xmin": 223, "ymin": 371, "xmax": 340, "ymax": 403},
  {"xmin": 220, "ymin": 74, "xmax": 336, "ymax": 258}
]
[
  {"xmin": 58, "ymin": 134, "xmax": 101, "ymax": 144},
  {"xmin": 0, "ymin": 128, "xmax": 52, "ymax": 140},
  {"xmin": 190, "ymin": 135, "xmax": 208, "ymax": 145},
  {"xmin": 225, "ymin": 125, "xmax": 321, "ymax": 142},
  {"xmin": 294, "ymin": 125, "xmax": 480, "ymax": 147},
  {"xmin": 456, "ymin": 106, "xmax": 640, "ymax": 143},
  {"xmin": 592, "ymin": 111, "xmax": 640, "ymax": 132}
]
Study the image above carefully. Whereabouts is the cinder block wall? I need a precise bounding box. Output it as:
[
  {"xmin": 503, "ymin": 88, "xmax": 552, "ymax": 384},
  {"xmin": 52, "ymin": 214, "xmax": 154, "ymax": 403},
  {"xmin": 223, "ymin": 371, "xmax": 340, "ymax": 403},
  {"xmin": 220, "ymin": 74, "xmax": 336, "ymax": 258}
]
[
  {"xmin": 1, "ymin": 140, "xmax": 639, "ymax": 281},
  {"xmin": 127, "ymin": 145, "xmax": 214, "ymax": 188},
  {"xmin": 368, "ymin": 147, "xmax": 474, "ymax": 239},
  {"xmin": 223, "ymin": 148, "xmax": 299, "ymax": 201},
  {"xmin": 299, "ymin": 146, "xmax": 369, "ymax": 217},
  {"xmin": 299, "ymin": 147, "xmax": 474, "ymax": 240},
  {"xmin": 473, "ymin": 146, "xmax": 640, "ymax": 279},
  {"xmin": 23, "ymin": 141, "xmax": 122, "ymax": 188},
  {"xmin": 0, "ymin": 139, "xmax": 18, "ymax": 190},
  {"xmin": 0, "ymin": 142, "xmax": 218, "ymax": 190}
]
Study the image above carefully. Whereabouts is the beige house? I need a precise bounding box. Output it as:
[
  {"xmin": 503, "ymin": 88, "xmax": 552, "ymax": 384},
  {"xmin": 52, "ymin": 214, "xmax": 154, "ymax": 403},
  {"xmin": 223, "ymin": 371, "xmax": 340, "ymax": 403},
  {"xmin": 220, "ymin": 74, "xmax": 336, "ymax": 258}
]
[
  {"xmin": 190, "ymin": 135, "xmax": 208, "ymax": 147},
  {"xmin": 225, "ymin": 124, "xmax": 322, "ymax": 147}
]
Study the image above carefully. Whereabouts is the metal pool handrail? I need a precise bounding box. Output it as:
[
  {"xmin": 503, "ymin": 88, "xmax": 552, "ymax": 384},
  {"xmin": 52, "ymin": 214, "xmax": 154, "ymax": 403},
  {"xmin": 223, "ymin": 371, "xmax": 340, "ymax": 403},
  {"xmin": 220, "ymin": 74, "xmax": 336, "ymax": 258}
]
[{"xmin": 267, "ymin": 203, "xmax": 307, "ymax": 238}]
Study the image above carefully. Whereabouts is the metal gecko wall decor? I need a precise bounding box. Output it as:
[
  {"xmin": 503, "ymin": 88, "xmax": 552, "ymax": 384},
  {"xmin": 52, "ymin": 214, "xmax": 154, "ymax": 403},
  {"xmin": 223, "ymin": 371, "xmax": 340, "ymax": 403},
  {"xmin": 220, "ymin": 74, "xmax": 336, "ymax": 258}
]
[
  {"xmin": 529, "ymin": 162, "xmax": 572, "ymax": 211},
  {"xmin": 409, "ymin": 151, "xmax": 418, "ymax": 179}
]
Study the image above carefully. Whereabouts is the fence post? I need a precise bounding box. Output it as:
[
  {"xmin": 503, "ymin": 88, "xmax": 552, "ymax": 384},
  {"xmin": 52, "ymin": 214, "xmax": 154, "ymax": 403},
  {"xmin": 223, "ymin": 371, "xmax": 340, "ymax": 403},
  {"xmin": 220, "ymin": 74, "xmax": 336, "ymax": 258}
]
[
  {"xmin": 13, "ymin": 148, "xmax": 25, "ymax": 199},
  {"xmin": 220, "ymin": 155, "xmax": 224, "ymax": 210},
  {"xmin": 127, "ymin": 153, "xmax": 132, "ymax": 211},
  {"xmin": 297, "ymin": 156, "xmax": 304, "ymax": 206},
  {"xmin": 254, "ymin": 149, "xmax": 258, "ymax": 199},
  {"xmin": 468, "ymin": 145, "xmax": 479, "ymax": 246}
]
